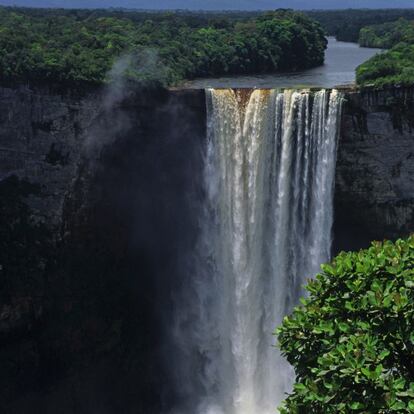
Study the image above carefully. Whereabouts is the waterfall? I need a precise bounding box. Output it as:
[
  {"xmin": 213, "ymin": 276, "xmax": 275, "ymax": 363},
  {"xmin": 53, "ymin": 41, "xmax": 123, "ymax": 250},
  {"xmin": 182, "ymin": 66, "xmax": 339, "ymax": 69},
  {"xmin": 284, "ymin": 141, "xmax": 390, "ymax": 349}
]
[{"xmin": 170, "ymin": 88, "xmax": 343, "ymax": 414}]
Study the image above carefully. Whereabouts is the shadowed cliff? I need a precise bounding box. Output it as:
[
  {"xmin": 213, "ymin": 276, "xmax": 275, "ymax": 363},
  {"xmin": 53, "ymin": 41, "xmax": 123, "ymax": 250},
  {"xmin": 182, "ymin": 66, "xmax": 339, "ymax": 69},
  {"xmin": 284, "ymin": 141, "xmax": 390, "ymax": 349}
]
[{"xmin": 0, "ymin": 83, "xmax": 412, "ymax": 412}]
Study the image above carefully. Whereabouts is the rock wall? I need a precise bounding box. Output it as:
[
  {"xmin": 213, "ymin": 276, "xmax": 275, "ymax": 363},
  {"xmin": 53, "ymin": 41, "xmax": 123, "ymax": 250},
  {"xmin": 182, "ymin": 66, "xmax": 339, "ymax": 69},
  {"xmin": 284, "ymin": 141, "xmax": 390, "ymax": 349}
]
[
  {"xmin": 0, "ymin": 82, "xmax": 206, "ymax": 413},
  {"xmin": 334, "ymin": 87, "xmax": 414, "ymax": 251},
  {"xmin": 0, "ymin": 83, "xmax": 102, "ymax": 412},
  {"xmin": 0, "ymin": 83, "xmax": 413, "ymax": 412},
  {"xmin": 0, "ymin": 84, "xmax": 101, "ymax": 231},
  {"xmin": 2, "ymin": 83, "xmax": 411, "ymax": 252}
]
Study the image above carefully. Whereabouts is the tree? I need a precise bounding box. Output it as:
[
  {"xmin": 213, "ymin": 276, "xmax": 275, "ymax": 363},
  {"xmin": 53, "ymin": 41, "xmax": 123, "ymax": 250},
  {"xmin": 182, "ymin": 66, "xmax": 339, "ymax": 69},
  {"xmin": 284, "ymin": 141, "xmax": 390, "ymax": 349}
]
[
  {"xmin": 0, "ymin": 7, "xmax": 327, "ymax": 85},
  {"xmin": 277, "ymin": 236, "xmax": 414, "ymax": 413}
]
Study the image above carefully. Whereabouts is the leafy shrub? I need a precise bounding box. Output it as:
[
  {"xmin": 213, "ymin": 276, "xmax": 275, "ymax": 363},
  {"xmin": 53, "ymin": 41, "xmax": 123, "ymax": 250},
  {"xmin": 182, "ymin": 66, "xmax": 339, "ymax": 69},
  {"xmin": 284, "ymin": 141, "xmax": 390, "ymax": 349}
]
[{"xmin": 277, "ymin": 236, "xmax": 414, "ymax": 413}]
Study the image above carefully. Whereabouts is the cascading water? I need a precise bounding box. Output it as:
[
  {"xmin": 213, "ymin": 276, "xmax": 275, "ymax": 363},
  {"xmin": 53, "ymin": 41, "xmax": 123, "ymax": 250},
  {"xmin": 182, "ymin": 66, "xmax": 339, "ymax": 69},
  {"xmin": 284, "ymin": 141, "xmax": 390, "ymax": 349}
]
[{"xmin": 170, "ymin": 88, "xmax": 343, "ymax": 414}]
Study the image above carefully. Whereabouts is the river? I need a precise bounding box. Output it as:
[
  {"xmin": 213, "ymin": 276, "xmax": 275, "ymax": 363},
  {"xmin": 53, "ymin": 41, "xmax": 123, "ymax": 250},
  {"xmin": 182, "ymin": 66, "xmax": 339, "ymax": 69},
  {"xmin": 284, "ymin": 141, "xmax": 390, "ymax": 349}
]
[{"xmin": 183, "ymin": 37, "xmax": 380, "ymax": 89}]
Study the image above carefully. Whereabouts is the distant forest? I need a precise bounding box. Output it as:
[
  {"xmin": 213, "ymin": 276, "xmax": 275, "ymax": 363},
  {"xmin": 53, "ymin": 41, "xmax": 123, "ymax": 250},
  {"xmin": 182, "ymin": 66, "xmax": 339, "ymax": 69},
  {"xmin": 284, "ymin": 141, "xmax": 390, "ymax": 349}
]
[
  {"xmin": 1, "ymin": 7, "xmax": 414, "ymax": 87},
  {"xmin": 357, "ymin": 19, "xmax": 414, "ymax": 87},
  {"xmin": 1, "ymin": 0, "xmax": 414, "ymax": 10},
  {"xmin": 306, "ymin": 9, "xmax": 414, "ymax": 87},
  {"xmin": 359, "ymin": 18, "xmax": 414, "ymax": 49},
  {"xmin": 307, "ymin": 9, "xmax": 414, "ymax": 42},
  {"xmin": 0, "ymin": 7, "xmax": 326, "ymax": 85}
]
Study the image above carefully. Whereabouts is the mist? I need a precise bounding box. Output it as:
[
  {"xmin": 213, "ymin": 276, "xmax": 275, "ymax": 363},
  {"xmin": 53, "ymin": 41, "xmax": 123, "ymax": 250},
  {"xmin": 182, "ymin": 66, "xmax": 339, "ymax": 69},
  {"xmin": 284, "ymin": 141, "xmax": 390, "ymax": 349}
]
[{"xmin": 84, "ymin": 50, "xmax": 167, "ymax": 156}]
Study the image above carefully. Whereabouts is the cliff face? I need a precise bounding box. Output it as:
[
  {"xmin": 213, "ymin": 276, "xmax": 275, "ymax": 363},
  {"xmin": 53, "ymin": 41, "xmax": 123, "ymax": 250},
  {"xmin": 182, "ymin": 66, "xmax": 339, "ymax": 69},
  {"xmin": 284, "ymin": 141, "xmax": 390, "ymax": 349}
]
[
  {"xmin": 334, "ymin": 87, "xmax": 414, "ymax": 251},
  {"xmin": 0, "ymin": 84, "xmax": 101, "ymax": 230},
  {"xmin": 0, "ymin": 83, "xmax": 206, "ymax": 413},
  {"xmin": 0, "ymin": 84, "xmax": 101, "ymax": 411},
  {"xmin": 2, "ymin": 84, "xmax": 411, "ymax": 251},
  {"xmin": 0, "ymin": 83, "xmax": 413, "ymax": 412}
]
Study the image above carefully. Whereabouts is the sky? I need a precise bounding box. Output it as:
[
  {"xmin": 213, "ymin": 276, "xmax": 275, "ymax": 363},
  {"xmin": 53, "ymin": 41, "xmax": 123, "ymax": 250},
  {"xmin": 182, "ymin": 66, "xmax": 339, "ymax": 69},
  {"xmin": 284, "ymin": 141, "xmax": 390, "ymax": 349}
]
[{"xmin": 0, "ymin": 0, "xmax": 413, "ymax": 10}]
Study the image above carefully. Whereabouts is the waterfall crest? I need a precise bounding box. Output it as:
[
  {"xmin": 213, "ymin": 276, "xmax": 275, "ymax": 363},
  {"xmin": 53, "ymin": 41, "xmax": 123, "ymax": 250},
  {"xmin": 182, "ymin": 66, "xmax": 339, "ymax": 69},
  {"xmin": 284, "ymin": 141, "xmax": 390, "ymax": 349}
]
[{"xmin": 171, "ymin": 88, "xmax": 343, "ymax": 414}]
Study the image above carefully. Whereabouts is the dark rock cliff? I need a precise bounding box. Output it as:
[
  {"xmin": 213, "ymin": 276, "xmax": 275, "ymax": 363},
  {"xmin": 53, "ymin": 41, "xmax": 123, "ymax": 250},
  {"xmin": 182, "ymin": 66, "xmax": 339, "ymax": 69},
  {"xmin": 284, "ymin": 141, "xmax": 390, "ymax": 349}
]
[
  {"xmin": 0, "ymin": 83, "xmax": 206, "ymax": 413},
  {"xmin": 0, "ymin": 84, "xmax": 101, "ymax": 230},
  {"xmin": 0, "ymin": 83, "xmax": 412, "ymax": 412},
  {"xmin": 0, "ymin": 84, "xmax": 101, "ymax": 413},
  {"xmin": 334, "ymin": 87, "xmax": 414, "ymax": 252}
]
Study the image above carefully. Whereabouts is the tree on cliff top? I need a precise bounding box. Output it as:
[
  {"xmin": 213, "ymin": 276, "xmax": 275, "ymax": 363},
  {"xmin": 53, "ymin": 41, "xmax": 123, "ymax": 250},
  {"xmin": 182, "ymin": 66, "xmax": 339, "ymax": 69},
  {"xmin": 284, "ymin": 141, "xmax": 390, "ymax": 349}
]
[{"xmin": 277, "ymin": 236, "xmax": 414, "ymax": 413}]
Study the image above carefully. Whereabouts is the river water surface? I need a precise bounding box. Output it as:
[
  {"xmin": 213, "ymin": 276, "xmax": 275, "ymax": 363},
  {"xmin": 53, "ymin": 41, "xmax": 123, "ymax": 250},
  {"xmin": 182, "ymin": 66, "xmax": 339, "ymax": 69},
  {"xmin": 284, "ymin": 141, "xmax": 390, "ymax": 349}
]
[{"xmin": 183, "ymin": 37, "xmax": 380, "ymax": 89}]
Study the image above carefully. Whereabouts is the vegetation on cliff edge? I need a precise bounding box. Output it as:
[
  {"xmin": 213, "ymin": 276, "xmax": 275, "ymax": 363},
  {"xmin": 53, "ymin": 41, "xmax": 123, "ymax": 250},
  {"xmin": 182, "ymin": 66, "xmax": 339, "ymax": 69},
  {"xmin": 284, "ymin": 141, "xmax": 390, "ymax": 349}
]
[{"xmin": 356, "ymin": 19, "xmax": 414, "ymax": 87}]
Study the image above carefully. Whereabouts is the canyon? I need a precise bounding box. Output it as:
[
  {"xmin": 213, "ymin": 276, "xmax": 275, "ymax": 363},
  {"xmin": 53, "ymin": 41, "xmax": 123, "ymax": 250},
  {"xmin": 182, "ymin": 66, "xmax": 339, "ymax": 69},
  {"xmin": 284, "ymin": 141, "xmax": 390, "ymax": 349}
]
[{"xmin": 0, "ymin": 82, "xmax": 413, "ymax": 413}]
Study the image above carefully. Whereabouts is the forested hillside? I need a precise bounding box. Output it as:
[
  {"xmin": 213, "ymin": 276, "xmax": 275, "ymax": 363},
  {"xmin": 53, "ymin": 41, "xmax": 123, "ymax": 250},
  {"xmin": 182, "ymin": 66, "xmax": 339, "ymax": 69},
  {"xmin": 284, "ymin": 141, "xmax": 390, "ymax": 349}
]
[
  {"xmin": 359, "ymin": 18, "xmax": 414, "ymax": 48},
  {"xmin": 301, "ymin": 9, "xmax": 414, "ymax": 88},
  {"xmin": 307, "ymin": 9, "xmax": 414, "ymax": 42},
  {"xmin": 356, "ymin": 19, "xmax": 414, "ymax": 87},
  {"xmin": 0, "ymin": 7, "xmax": 326, "ymax": 85}
]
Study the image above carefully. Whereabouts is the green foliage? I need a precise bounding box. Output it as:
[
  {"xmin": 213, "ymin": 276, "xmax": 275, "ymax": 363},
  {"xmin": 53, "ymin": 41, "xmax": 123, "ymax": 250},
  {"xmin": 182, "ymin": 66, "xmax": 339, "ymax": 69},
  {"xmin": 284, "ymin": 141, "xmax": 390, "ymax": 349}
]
[
  {"xmin": 356, "ymin": 19, "xmax": 414, "ymax": 87},
  {"xmin": 307, "ymin": 9, "xmax": 414, "ymax": 43},
  {"xmin": 306, "ymin": 11, "xmax": 414, "ymax": 88},
  {"xmin": 0, "ymin": 7, "xmax": 326, "ymax": 86},
  {"xmin": 359, "ymin": 19, "xmax": 414, "ymax": 49},
  {"xmin": 277, "ymin": 236, "xmax": 414, "ymax": 413},
  {"xmin": 356, "ymin": 44, "xmax": 414, "ymax": 87},
  {"xmin": 356, "ymin": 44, "xmax": 414, "ymax": 88}
]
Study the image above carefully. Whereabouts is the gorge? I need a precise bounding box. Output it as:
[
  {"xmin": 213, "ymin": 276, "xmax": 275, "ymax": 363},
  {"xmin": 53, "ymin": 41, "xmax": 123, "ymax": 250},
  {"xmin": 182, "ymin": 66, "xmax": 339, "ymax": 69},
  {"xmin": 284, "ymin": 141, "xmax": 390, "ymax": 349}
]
[{"xmin": 0, "ymin": 82, "xmax": 413, "ymax": 413}]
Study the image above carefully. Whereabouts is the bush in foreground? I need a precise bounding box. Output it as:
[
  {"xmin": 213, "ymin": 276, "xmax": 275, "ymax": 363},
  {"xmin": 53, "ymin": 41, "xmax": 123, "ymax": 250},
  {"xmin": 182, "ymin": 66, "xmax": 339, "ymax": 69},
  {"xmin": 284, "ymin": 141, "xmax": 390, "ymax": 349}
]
[{"xmin": 277, "ymin": 236, "xmax": 414, "ymax": 413}]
